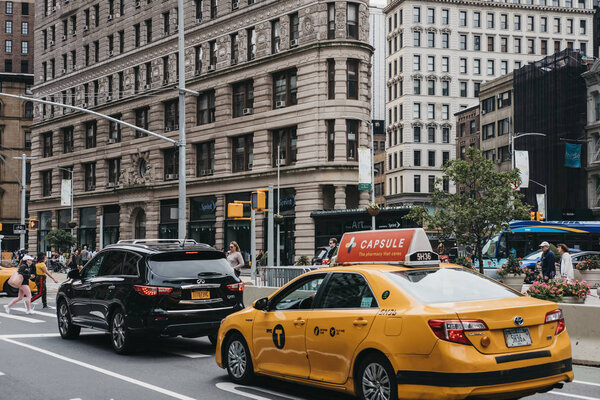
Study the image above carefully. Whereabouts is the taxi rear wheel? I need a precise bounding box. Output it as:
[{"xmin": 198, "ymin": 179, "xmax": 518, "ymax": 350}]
[
  {"xmin": 357, "ymin": 353, "xmax": 398, "ymax": 400},
  {"xmin": 225, "ymin": 333, "xmax": 254, "ymax": 385}
]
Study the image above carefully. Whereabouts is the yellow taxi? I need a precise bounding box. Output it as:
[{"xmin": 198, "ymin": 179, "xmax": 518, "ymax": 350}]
[
  {"xmin": 0, "ymin": 265, "xmax": 38, "ymax": 296},
  {"xmin": 215, "ymin": 228, "xmax": 573, "ymax": 400}
]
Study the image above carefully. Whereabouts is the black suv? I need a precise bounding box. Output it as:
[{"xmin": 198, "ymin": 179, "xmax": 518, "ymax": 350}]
[{"xmin": 56, "ymin": 240, "xmax": 244, "ymax": 354}]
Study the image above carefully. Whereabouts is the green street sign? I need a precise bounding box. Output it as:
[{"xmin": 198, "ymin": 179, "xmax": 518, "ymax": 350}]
[{"xmin": 358, "ymin": 183, "xmax": 371, "ymax": 191}]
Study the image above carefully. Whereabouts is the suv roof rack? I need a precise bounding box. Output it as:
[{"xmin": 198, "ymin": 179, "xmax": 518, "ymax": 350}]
[{"xmin": 117, "ymin": 239, "xmax": 199, "ymax": 246}]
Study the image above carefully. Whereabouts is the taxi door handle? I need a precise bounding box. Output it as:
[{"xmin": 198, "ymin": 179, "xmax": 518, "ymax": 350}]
[
  {"xmin": 293, "ymin": 318, "xmax": 306, "ymax": 327},
  {"xmin": 108, "ymin": 285, "xmax": 116, "ymax": 290},
  {"xmin": 353, "ymin": 319, "xmax": 368, "ymax": 327}
]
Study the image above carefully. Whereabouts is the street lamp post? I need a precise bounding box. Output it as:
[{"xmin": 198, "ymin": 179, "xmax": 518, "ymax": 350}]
[{"xmin": 57, "ymin": 167, "xmax": 74, "ymax": 235}]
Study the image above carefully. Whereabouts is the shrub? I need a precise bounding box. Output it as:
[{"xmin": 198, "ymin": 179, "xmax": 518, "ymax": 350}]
[
  {"xmin": 455, "ymin": 256, "xmax": 475, "ymax": 270},
  {"xmin": 576, "ymin": 255, "xmax": 600, "ymax": 271}
]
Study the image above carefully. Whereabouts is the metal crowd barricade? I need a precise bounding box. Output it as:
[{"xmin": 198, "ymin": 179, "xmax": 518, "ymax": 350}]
[{"xmin": 255, "ymin": 265, "xmax": 325, "ymax": 287}]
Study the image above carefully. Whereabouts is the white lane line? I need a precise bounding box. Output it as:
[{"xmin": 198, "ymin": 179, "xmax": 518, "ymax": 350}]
[
  {"xmin": 216, "ymin": 382, "xmax": 306, "ymax": 400},
  {"xmin": 0, "ymin": 332, "xmax": 105, "ymax": 339},
  {"xmin": 1, "ymin": 337, "xmax": 196, "ymax": 400},
  {"xmin": 0, "ymin": 371, "xmax": 5, "ymax": 376},
  {"xmin": 13, "ymin": 308, "xmax": 56, "ymax": 318},
  {"xmin": 574, "ymin": 380, "xmax": 600, "ymax": 388},
  {"xmin": 0, "ymin": 312, "xmax": 45, "ymax": 323},
  {"xmin": 549, "ymin": 391, "xmax": 600, "ymax": 400},
  {"xmin": 166, "ymin": 349, "xmax": 211, "ymax": 359}
]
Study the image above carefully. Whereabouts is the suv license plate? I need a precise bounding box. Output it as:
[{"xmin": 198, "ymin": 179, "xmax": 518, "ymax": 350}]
[
  {"xmin": 504, "ymin": 327, "xmax": 532, "ymax": 347},
  {"xmin": 191, "ymin": 290, "xmax": 210, "ymax": 300}
]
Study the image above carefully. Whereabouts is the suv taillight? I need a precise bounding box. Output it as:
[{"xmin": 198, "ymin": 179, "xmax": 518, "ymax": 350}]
[
  {"xmin": 428, "ymin": 319, "xmax": 488, "ymax": 345},
  {"xmin": 227, "ymin": 282, "xmax": 245, "ymax": 292},
  {"xmin": 545, "ymin": 309, "xmax": 565, "ymax": 335},
  {"xmin": 133, "ymin": 285, "xmax": 173, "ymax": 296}
]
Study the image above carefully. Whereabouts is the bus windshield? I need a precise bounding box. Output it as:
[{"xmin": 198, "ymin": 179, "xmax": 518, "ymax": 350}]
[{"xmin": 482, "ymin": 235, "xmax": 498, "ymax": 258}]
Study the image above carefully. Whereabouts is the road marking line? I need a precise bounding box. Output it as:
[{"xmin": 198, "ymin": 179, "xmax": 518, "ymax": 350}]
[
  {"xmin": 549, "ymin": 391, "xmax": 600, "ymax": 400},
  {"xmin": 13, "ymin": 308, "xmax": 56, "ymax": 317},
  {"xmin": 1, "ymin": 338, "xmax": 197, "ymax": 400},
  {"xmin": 0, "ymin": 332, "xmax": 105, "ymax": 339},
  {"xmin": 0, "ymin": 312, "xmax": 45, "ymax": 323},
  {"xmin": 574, "ymin": 380, "xmax": 600, "ymax": 388},
  {"xmin": 166, "ymin": 349, "xmax": 211, "ymax": 359},
  {"xmin": 216, "ymin": 382, "xmax": 306, "ymax": 400},
  {"xmin": 0, "ymin": 372, "xmax": 5, "ymax": 376}
]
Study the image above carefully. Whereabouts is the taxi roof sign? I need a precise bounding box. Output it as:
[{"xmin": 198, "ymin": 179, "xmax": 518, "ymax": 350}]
[{"xmin": 336, "ymin": 228, "xmax": 439, "ymax": 266}]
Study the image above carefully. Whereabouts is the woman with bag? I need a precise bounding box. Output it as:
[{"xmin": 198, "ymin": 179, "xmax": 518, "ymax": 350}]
[{"xmin": 4, "ymin": 254, "xmax": 36, "ymax": 314}]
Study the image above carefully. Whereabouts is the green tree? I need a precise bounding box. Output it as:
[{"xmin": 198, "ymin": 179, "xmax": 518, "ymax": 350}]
[
  {"xmin": 405, "ymin": 147, "xmax": 530, "ymax": 274},
  {"xmin": 44, "ymin": 229, "xmax": 76, "ymax": 253}
]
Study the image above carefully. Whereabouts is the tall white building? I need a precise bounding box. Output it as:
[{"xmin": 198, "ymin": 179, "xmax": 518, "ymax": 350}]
[
  {"xmin": 384, "ymin": 0, "xmax": 595, "ymax": 205},
  {"xmin": 370, "ymin": 0, "xmax": 387, "ymax": 122}
]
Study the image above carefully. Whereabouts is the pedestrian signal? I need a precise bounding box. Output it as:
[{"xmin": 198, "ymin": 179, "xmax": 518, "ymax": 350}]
[
  {"xmin": 26, "ymin": 218, "xmax": 40, "ymax": 230},
  {"xmin": 251, "ymin": 191, "xmax": 266, "ymax": 211},
  {"xmin": 0, "ymin": 223, "xmax": 2, "ymax": 231},
  {"xmin": 228, "ymin": 203, "xmax": 244, "ymax": 218}
]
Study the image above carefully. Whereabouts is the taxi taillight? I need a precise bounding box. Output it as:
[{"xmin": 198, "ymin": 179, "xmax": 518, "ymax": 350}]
[
  {"xmin": 428, "ymin": 319, "xmax": 488, "ymax": 345},
  {"xmin": 133, "ymin": 285, "xmax": 173, "ymax": 296},
  {"xmin": 545, "ymin": 309, "xmax": 565, "ymax": 335},
  {"xmin": 227, "ymin": 282, "xmax": 245, "ymax": 292}
]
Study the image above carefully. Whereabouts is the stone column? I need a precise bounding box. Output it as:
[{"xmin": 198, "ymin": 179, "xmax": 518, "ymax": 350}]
[
  {"xmin": 334, "ymin": 185, "xmax": 346, "ymax": 210},
  {"xmin": 359, "ymin": 189, "xmax": 370, "ymax": 208},
  {"xmin": 215, "ymin": 194, "xmax": 225, "ymax": 250},
  {"xmin": 145, "ymin": 200, "xmax": 159, "ymax": 239}
]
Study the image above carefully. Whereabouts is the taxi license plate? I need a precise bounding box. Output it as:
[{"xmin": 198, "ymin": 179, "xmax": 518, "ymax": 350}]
[
  {"xmin": 504, "ymin": 327, "xmax": 532, "ymax": 348},
  {"xmin": 191, "ymin": 290, "xmax": 210, "ymax": 300}
]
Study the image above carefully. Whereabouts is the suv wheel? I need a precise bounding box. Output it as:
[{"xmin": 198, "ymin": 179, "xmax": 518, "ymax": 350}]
[
  {"xmin": 225, "ymin": 333, "xmax": 254, "ymax": 384},
  {"xmin": 356, "ymin": 353, "xmax": 397, "ymax": 400},
  {"xmin": 110, "ymin": 309, "xmax": 134, "ymax": 354},
  {"xmin": 57, "ymin": 301, "xmax": 81, "ymax": 339}
]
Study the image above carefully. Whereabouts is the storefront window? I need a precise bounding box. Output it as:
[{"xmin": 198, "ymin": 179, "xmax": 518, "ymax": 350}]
[
  {"xmin": 38, "ymin": 211, "xmax": 53, "ymax": 252},
  {"xmin": 189, "ymin": 196, "xmax": 216, "ymax": 246},
  {"xmin": 159, "ymin": 199, "xmax": 178, "ymax": 239},
  {"xmin": 78, "ymin": 207, "xmax": 97, "ymax": 249},
  {"xmin": 57, "ymin": 209, "xmax": 71, "ymax": 230},
  {"xmin": 103, "ymin": 205, "xmax": 120, "ymax": 247}
]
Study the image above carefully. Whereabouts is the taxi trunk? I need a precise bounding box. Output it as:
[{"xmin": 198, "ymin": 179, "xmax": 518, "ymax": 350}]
[{"xmin": 430, "ymin": 297, "xmax": 562, "ymax": 355}]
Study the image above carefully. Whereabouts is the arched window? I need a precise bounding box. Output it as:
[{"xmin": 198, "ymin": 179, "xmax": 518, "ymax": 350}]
[
  {"xmin": 134, "ymin": 209, "xmax": 146, "ymax": 239},
  {"xmin": 24, "ymin": 101, "xmax": 33, "ymax": 119}
]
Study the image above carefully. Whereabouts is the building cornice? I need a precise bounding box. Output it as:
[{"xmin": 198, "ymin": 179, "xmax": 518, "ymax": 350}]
[{"xmin": 384, "ymin": 0, "xmax": 595, "ymax": 15}]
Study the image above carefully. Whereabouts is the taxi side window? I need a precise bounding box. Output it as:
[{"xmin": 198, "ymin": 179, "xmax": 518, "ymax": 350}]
[
  {"xmin": 318, "ymin": 273, "xmax": 378, "ymax": 309},
  {"xmin": 81, "ymin": 254, "xmax": 105, "ymax": 280},
  {"xmin": 272, "ymin": 275, "xmax": 325, "ymax": 311}
]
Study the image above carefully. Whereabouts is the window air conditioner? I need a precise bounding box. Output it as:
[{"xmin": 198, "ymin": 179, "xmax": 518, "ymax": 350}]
[
  {"xmin": 174, "ymin": 124, "xmax": 179, "ymax": 130},
  {"xmin": 106, "ymin": 95, "xmax": 112, "ymax": 101},
  {"xmin": 165, "ymin": 126, "xmax": 172, "ymax": 132},
  {"xmin": 109, "ymin": 50, "xmax": 114, "ymax": 57},
  {"xmin": 206, "ymin": 168, "xmax": 214, "ymax": 175},
  {"xmin": 243, "ymin": 107, "xmax": 253, "ymax": 115},
  {"xmin": 166, "ymin": 174, "xmax": 178, "ymax": 180},
  {"xmin": 275, "ymin": 100, "xmax": 285, "ymax": 108},
  {"xmin": 231, "ymin": 59, "xmax": 237, "ymax": 66},
  {"xmin": 144, "ymin": 84, "xmax": 151, "ymax": 90},
  {"xmin": 115, "ymin": 13, "xmax": 120, "ymax": 18},
  {"xmin": 135, "ymin": 1, "xmax": 141, "ymax": 8},
  {"xmin": 61, "ymin": 68, "xmax": 66, "ymax": 74},
  {"xmin": 83, "ymin": 25, "xmax": 89, "ymax": 32},
  {"xmin": 195, "ymin": 18, "xmax": 202, "ymax": 24},
  {"xmin": 106, "ymin": 182, "xmax": 116, "ymax": 188},
  {"xmin": 82, "ymin": 103, "xmax": 88, "ymax": 108},
  {"xmin": 107, "ymin": 138, "xmax": 116, "ymax": 144},
  {"xmin": 194, "ymin": 69, "xmax": 201, "ymax": 76},
  {"xmin": 163, "ymin": 79, "xmax": 169, "ymax": 85},
  {"xmin": 163, "ymin": 31, "xmax": 170, "ymax": 37},
  {"xmin": 290, "ymin": 39, "xmax": 298, "ymax": 47},
  {"xmin": 481, "ymin": 109, "xmax": 486, "ymax": 115},
  {"xmin": 232, "ymin": 1, "xmax": 239, "ymax": 9},
  {"xmin": 52, "ymin": 6, "xmax": 56, "ymax": 12},
  {"xmin": 207, "ymin": 64, "xmax": 216, "ymax": 72},
  {"xmin": 107, "ymin": 14, "xmax": 113, "ymax": 21},
  {"xmin": 65, "ymin": 0, "xmax": 69, "ymax": 3},
  {"xmin": 62, "ymin": 34, "xmax": 67, "ymax": 40},
  {"xmin": 50, "ymin": 40, "xmax": 55, "ymax": 46}
]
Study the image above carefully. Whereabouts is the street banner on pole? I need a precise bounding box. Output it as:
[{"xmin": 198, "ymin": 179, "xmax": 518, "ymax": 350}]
[
  {"xmin": 536, "ymin": 194, "xmax": 545, "ymax": 216},
  {"xmin": 564, "ymin": 143, "xmax": 581, "ymax": 168},
  {"xmin": 514, "ymin": 150, "xmax": 529, "ymax": 189},
  {"xmin": 358, "ymin": 147, "xmax": 371, "ymax": 191},
  {"xmin": 61, "ymin": 179, "xmax": 72, "ymax": 206}
]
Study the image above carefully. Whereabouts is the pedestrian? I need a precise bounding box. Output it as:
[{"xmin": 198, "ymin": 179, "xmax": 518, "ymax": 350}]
[
  {"xmin": 67, "ymin": 248, "xmax": 80, "ymax": 271},
  {"xmin": 81, "ymin": 245, "xmax": 90, "ymax": 263},
  {"xmin": 227, "ymin": 241, "xmax": 244, "ymax": 277},
  {"xmin": 30, "ymin": 253, "xmax": 59, "ymax": 309},
  {"xmin": 557, "ymin": 243, "xmax": 574, "ymax": 280},
  {"xmin": 537, "ymin": 241, "xmax": 556, "ymax": 280},
  {"xmin": 4, "ymin": 255, "xmax": 36, "ymax": 314},
  {"xmin": 327, "ymin": 238, "xmax": 338, "ymax": 259}
]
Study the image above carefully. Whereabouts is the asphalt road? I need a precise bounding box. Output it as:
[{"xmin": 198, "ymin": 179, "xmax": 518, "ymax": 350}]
[{"xmin": 0, "ymin": 292, "xmax": 598, "ymax": 400}]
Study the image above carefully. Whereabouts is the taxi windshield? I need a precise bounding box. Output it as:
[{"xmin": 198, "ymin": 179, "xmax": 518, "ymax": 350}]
[{"xmin": 386, "ymin": 268, "xmax": 520, "ymax": 304}]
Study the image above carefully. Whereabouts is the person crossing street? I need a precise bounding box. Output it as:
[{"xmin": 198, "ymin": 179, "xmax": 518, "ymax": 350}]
[{"xmin": 30, "ymin": 253, "xmax": 59, "ymax": 309}]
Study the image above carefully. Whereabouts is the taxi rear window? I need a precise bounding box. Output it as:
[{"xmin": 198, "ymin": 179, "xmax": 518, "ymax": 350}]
[{"xmin": 387, "ymin": 268, "xmax": 520, "ymax": 304}]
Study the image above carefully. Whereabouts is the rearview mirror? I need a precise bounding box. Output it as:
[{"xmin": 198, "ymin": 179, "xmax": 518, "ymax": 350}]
[
  {"xmin": 67, "ymin": 269, "xmax": 80, "ymax": 280},
  {"xmin": 253, "ymin": 297, "xmax": 268, "ymax": 311}
]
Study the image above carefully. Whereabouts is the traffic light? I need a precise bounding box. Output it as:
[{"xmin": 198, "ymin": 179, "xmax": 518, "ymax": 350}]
[
  {"xmin": 530, "ymin": 212, "xmax": 536, "ymax": 221},
  {"xmin": 26, "ymin": 218, "xmax": 40, "ymax": 230},
  {"xmin": 227, "ymin": 203, "xmax": 244, "ymax": 218},
  {"xmin": 251, "ymin": 190, "xmax": 266, "ymax": 211},
  {"xmin": 536, "ymin": 212, "xmax": 544, "ymax": 222},
  {"xmin": 0, "ymin": 223, "xmax": 2, "ymax": 231}
]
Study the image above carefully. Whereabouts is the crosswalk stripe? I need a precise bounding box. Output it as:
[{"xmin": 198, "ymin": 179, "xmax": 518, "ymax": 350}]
[
  {"xmin": 574, "ymin": 380, "xmax": 600, "ymax": 388},
  {"xmin": 166, "ymin": 349, "xmax": 211, "ymax": 359},
  {"xmin": 0, "ymin": 372, "xmax": 5, "ymax": 376},
  {"xmin": 0, "ymin": 313, "xmax": 45, "ymax": 323},
  {"xmin": 13, "ymin": 308, "xmax": 56, "ymax": 318},
  {"xmin": 549, "ymin": 391, "xmax": 600, "ymax": 400}
]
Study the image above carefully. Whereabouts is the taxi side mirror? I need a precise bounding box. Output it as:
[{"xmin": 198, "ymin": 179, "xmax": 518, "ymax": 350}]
[
  {"xmin": 67, "ymin": 269, "xmax": 80, "ymax": 280},
  {"xmin": 253, "ymin": 297, "xmax": 268, "ymax": 311}
]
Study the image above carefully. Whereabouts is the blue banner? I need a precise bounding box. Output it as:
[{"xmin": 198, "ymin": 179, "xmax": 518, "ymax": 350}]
[{"xmin": 565, "ymin": 143, "xmax": 581, "ymax": 168}]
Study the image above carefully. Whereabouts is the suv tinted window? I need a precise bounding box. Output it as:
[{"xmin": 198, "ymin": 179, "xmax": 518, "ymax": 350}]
[
  {"xmin": 99, "ymin": 251, "xmax": 125, "ymax": 276},
  {"xmin": 148, "ymin": 251, "xmax": 231, "ymax": 277},
  {"xmin": 122, "ymin": 252, "xmax": 141, "ymax": 276},
  {"xmin": 81, "ymin": 254, "xmax": 105, "ymax": 279},
  {"xmin": 318, "ymin": 273, "xmax": 377, "ymax": 309}
]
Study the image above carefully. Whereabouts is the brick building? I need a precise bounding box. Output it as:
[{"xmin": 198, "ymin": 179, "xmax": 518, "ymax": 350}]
[{"xmin": 29, "ymin": 0, "xmax": 373, "ymax": 263}]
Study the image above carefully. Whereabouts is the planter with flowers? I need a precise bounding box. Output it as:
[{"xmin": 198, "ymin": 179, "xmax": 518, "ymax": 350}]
[
  {"xmin": 576, "ymin": 255, "xmax": 600, "ymax": 287},
  {"xmin": 526, "ymin": 280, "xmax": 563, "ymax": 302},
  {"xmin": 497, "ymin": 254, "xmax": 524, "ymax": 291},
  {"xmin": 294, "ymin": 256, "xmax": 310, "ymax": 266},
  {"xmin": 553, "ymin": 278, "xmax": 590, "ymax": 304},
  {"xmin": 367, "ymin": 203, "xmax": 380, "ymax": 216}
]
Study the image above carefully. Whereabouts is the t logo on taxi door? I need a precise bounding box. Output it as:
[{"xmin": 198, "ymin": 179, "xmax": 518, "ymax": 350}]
[{"xmin": 272, "ymin": 324, "xmax": 285, "ymax": 349}]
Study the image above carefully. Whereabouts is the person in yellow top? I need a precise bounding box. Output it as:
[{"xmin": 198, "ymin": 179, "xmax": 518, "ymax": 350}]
[{"xmin": 30, "ymin": 253, "xmax": 58, "ymax": 309}]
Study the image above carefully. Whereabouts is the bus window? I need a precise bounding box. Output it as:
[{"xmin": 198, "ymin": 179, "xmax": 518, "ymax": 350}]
[
  {"xmin": 497, "ymin": 234, "xmax": 507, "ymax": 258},
  {"xmin": 482, "ymin": 235, "xmax": 499, "ymax": 259}
]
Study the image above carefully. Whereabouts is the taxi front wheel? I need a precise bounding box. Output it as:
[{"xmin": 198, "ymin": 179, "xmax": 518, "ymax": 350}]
[
  {"xmin": 356, "ymin": 353, "xmax": 398, "ymax": 400},
  {"xmin": 225, "ymin": 333, "xmax": 255, "ymax": 385}
]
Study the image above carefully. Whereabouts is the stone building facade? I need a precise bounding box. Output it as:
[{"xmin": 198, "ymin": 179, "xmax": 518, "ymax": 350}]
[
  {"xmin": 583, "ymin": 59, "xmax": 600, "ymax": 215},
  {"xmin": 384, "ymin": 0, "xmax": 595, "ymax": 206},
  {"xmin": 454, "ymin": 104, "xmax": 480, "ymax": 162},
  {"xmin": 29, "ymin": 0, "xmax": 373, "ymax": 263}
]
